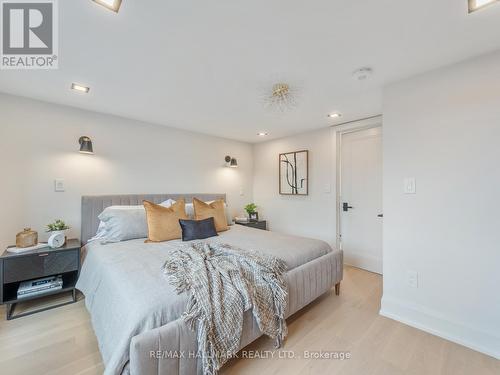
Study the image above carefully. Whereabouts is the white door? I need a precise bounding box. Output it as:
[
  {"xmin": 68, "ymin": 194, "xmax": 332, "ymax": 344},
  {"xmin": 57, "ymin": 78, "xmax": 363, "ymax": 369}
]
[{"xmin": 340, "ymin": 126, "xmax": 383, "ymax": 274}]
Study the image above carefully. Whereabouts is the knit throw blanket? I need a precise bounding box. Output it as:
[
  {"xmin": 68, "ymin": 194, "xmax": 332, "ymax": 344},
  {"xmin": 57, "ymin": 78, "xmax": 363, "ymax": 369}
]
[{"xmin": 162, "ymin": 241, "xmax": 288, "ymax": 375}]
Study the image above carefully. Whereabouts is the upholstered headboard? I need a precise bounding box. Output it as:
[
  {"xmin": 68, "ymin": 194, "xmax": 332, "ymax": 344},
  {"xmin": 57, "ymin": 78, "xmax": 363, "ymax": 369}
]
[{"xmin": 81, "ymin": 193, "xmax": 226, "ymax": 245}]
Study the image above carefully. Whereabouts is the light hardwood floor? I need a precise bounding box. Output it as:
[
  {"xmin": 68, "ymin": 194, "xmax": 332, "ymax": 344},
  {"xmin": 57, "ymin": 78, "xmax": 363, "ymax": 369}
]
[{"xmin": 0, "ymin": 266, "xmax": 498, "ymax": 375}]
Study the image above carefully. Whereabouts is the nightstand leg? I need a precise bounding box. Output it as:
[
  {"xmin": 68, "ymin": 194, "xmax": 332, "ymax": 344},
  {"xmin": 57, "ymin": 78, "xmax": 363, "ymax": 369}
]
[{"xmin": 6, "ymin": 303, "xmax": 15, "ymax": 320}]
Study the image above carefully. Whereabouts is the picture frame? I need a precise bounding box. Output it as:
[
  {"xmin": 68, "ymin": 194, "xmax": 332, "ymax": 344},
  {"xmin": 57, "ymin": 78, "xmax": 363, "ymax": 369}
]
[
  {"xmin": 279, "ymin": 150, "xmax": 309, "ymax": 195},
  {"xmin": 249, "ymin": 212, "xmax": 259, "ymax": 222}
]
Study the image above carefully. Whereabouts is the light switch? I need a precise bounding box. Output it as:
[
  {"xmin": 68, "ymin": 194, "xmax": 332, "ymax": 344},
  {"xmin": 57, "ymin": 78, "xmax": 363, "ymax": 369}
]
[
  {"xmin": 404, "ymin": 177, "xmax": 416, "ymax": 194},
  {"xmin": 54, "ymin": 179, "xmax": 65, "ymax": 192}
]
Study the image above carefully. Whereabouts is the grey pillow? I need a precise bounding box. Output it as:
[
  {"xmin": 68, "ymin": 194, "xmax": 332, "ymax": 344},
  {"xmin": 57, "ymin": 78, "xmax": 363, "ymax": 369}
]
[
  {"xmin": 95, "ymin": 200, "xmax": 174, "ymax": 243},
  {"xmin": 97, "ymin": 206, "xmax": 148, "ymax": 243}
]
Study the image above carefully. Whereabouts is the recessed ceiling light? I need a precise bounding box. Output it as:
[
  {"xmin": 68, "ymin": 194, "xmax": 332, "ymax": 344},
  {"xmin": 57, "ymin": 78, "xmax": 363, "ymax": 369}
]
[
  {"xmin": 257, "ymin": 132, "xmax": 269, "ymax": 136},
  {"xmin": 71, "ymin": 83, "xmax": 90, "ymax": 93},
  {"xmin": 328, "ymin": 113, "xmax": 342, "ymax": 119},
  {"xmin": 93, "ymin": 0, "xmax": 122, "ymax": 13},
  {"xmin": 469, "ymin": 0, "xmax": 499, "ymax": 12}
]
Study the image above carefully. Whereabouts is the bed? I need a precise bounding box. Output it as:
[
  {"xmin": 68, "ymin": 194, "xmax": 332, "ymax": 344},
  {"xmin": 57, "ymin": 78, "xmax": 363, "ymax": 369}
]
[{"xmin": 76, "ymin": 194, "xmax": 343, "ymax": 375}]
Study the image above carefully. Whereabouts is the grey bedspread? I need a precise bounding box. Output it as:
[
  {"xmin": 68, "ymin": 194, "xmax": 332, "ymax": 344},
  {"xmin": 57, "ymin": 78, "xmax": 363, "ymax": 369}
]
[{"xmin": 76, "ymin": 225, "xmax": 333, "ymax": 375}]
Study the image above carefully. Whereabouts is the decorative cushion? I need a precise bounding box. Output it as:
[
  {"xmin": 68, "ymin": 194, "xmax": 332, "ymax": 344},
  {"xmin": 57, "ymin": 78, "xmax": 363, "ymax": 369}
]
[
  {"xmin": 143, "ymin": 199, "xmax": 188, "ymax": 242},
  {"xmin": 193, "ymin": 198, "xmax": 229, "ymax": 232},
  {"xmin": 179, "ymin": 217, "xmax": 218, "ymax": 241},
  {"xmin": 92, "ymin": 200, "xmax": 175, "ymax": 243},
  {"xmin": 184, "ymin": 201, "xmax": 233, "ymax": 225}
]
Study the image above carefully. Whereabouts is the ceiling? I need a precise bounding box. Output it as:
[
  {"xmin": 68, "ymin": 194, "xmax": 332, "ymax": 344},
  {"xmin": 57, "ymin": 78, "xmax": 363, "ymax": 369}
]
[{"xmin": 1, "ymin": 0, "xmax": 500, "ymax": 143}]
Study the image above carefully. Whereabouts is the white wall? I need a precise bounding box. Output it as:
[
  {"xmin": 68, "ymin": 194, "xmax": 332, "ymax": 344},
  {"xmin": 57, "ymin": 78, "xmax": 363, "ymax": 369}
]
[
  {"xmin": 381, "ymin": 50, "xmax": 500, "ymax": 359},
  {"xmin": 0, "ymin": 94, "xmax": 253, "ymax": 249},
  {"xmin": 253, "ymin": 127, "xmax": 337, "ymax": 246},
  {"xmin": 252, "ymin": 117, "xmax": 382, "ymax": 247}
]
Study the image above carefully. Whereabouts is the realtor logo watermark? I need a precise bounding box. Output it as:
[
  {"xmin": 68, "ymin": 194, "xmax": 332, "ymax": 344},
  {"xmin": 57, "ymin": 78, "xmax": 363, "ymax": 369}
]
[{"xmin": 1, "ymin": 0, "xmax": 58, "ymax": 69}]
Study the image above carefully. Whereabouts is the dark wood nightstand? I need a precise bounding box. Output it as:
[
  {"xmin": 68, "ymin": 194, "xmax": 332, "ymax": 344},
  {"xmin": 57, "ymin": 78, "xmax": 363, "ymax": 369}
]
[
  {"xmin": 236, "ymin": 220, "xmax": 267, "ymax": 231},
  {"xmin": 0, "ymin": 239, "xmax": 81, "ymax": 320}
]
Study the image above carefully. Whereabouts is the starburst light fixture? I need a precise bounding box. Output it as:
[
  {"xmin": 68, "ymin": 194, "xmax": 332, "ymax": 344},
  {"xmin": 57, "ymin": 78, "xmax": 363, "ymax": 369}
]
[{"xmin": 265, "ymin": 83, "xmax": 296, "ymax": 111}]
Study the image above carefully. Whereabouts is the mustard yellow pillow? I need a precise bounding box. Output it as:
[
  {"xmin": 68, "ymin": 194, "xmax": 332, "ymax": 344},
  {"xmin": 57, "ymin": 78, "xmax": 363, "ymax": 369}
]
[
  {"xmin": 193, "ymin": 198, "xmax": 228, "ymax": 232},
  {"xmin": 143, "ymin": 199, "xmax": 188, "ymax": 242}
]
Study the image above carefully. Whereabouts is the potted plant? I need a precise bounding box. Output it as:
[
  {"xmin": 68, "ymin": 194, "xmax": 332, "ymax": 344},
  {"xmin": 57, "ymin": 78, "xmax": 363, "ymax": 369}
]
[
  {"xmin": 46, "ymin": 219, "xmax": 70, "ymax": 244},
  {"xmin": 244, "ymin": 203, "xmax": 258, "ymax": 222}
]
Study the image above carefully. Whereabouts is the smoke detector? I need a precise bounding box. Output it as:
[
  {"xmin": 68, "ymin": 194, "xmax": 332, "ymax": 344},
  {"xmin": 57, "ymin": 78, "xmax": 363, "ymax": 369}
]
[{"xmin": 352, "ymin": 68, "xmax": 373, "ymax": 81}]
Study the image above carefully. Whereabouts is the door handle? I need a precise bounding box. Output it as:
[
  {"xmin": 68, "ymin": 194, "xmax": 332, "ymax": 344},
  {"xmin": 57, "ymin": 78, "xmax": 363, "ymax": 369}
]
[
  {"xmin": 343, "ymin": 202, "xmax": 353, "ymax": 212},
  {"xmin": 377, "ymin": 214, "xmax": 384, "ymax": 218}
]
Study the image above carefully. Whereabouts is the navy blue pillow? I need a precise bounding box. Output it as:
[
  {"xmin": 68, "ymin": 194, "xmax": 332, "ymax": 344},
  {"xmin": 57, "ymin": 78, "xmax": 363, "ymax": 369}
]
[{"xmin": 179, "ymin": 217, "xmax": 218, "ymax": 241}]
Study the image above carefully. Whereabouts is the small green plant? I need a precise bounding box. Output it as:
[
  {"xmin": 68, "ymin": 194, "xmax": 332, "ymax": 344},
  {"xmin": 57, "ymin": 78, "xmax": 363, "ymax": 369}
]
[
  {"xmin": 244, "ymin": 203, "xmax": 257, "ymax": 215},
  {"xmin": 46, "ymin": 219, "xmax": 70, "ymax": 232}
]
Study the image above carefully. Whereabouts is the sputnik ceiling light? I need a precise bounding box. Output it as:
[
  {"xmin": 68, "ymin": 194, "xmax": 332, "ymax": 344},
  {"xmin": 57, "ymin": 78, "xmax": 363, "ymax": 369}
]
[{"xmin": 265, "ymin": 83, "xmax": 296, "ymax": 112}]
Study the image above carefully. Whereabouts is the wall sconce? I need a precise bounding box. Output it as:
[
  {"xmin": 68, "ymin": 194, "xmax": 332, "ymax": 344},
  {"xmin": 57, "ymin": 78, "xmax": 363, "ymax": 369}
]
[
  {"xmin": 225, "ymin": 155, "xmax": 238, "ymax": 168},
  {"xmin": 79, "ymin": 136, "xmax": 94, "ymax": 154}
]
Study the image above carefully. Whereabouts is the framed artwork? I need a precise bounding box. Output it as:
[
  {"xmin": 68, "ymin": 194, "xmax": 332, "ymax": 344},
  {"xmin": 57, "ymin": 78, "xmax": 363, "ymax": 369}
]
[
  {"xmin": 279, "ymin": 150, "xmax": 308, "ymax": 195},
  {"xmin": 249, "ymin": 212, "xmax": 259, "ymax": 222}
]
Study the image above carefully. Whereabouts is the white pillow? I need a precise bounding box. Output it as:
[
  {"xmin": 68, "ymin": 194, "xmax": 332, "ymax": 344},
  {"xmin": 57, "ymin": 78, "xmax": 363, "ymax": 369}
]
[
  {"xmin": 88, "ymin": 221, "xmax": 108, "ymax": 243},
  {"xmin": 185, "ymin": 203, "xmax": 195, "ymax": 219},
  {"xmin": 89, "ymin": 199, "xmax": 174, "ymax": 243}
]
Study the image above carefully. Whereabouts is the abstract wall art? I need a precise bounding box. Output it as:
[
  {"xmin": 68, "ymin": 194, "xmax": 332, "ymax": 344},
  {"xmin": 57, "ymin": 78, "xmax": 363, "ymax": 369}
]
[{"xmin": 279, "ymin": 150, "xmax": 308, "ymax": 195}]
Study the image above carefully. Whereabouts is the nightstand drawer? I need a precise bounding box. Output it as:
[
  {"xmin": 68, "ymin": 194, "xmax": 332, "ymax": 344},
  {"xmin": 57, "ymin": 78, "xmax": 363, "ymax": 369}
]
[
  {"xmin": 236, "ymin": 221, "xmax": 267, "ymax": 230},
  {"xmin": 3, "ymin": 250, "xmax": 79, "ymax": 283}
]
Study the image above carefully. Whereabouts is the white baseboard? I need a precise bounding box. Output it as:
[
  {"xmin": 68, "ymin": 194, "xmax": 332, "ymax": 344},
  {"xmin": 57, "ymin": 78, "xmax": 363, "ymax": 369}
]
[
  {"xmin": 344, "ymin": 253, "xmax": 382, "ymax": 275},
  {"xmin": 380, "ymin": 296, "xmax": 500, "ymax": 360}
]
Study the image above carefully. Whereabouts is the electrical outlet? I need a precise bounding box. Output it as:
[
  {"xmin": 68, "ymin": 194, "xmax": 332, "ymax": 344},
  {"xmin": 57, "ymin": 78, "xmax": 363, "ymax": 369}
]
[
  {"xmin": 54, "ymin": 179, "xmax": 65, "ymax": 192},
  {"xmin": 407, "ymin": 270, "xmax": 419, "ymax": 288},
  {"xmin": 404, "ymin": 177, "xmax": 416, "ymax": 194}
]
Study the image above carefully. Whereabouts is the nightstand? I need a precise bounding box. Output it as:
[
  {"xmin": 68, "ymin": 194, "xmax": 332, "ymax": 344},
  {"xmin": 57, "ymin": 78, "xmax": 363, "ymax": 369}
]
[
  {"xmin": 0, "ymin": 239, "xmax": 81, "ymax": 320},
  {"xmin": 236, "ymin": 220, "xmax": 267, "ymax": 231}
]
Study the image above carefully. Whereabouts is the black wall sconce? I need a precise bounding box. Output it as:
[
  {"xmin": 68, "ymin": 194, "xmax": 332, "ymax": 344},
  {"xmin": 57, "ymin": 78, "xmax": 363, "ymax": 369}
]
[
  {"xmin": 225, "ymin": 155, "xmax": 238, "ymax": 168},
  {"xmin": 79, "ymin": 136, "xmax": 94, "ymax": 154}
]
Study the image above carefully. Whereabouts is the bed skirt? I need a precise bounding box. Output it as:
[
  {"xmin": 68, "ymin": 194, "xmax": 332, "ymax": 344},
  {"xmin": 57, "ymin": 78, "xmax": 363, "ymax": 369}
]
[{"xmin": 128, "ymin": 250, "xmax": 343, "ymax": 375}]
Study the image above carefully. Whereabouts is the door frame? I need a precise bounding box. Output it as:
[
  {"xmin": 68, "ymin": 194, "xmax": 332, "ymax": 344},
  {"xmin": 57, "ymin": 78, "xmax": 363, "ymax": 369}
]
[{"xmin": 334, "ymin": 115, "xmax": 383, "ymax": 251}]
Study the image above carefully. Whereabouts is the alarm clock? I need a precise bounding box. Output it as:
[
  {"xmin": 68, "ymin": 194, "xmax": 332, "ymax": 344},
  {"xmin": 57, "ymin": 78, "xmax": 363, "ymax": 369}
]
[{"xmin": 48, "ymin": 232, "xmax": 66, "ymax": 248}]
